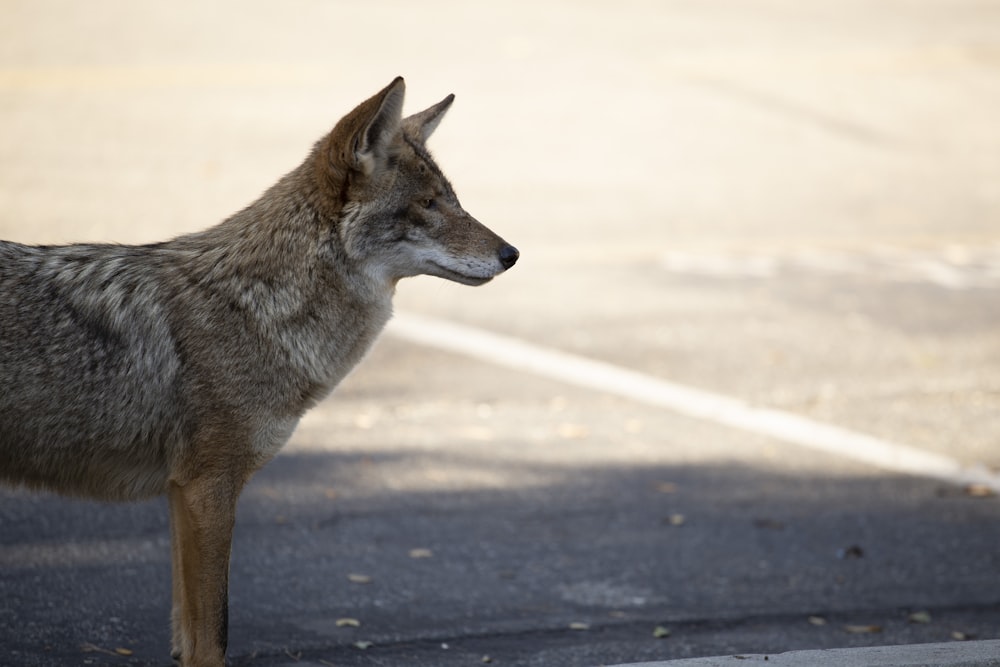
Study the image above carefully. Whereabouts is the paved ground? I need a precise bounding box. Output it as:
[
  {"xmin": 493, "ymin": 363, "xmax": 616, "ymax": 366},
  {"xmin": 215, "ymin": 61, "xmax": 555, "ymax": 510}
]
[
  {"xmin": 1, "ymin": 1, "xmax": 999, "ymax": 666},
  {"xmin": 631, "ymin": 640, "xmax": 1000, "ymax": 667}
]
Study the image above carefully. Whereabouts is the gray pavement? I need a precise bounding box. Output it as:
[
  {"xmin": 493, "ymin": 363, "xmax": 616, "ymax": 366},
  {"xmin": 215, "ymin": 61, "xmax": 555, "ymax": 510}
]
[
  {"xmin": 622, "ymin": 640, "xmax": 1000, "ymax": 667},
  {"xmin": 2, "ymin": 1, "xmax": 1000, "ymax": 667},
  {"xmin": 272, "ymin": 640, "xmax": 1000, "ymax": 667}
]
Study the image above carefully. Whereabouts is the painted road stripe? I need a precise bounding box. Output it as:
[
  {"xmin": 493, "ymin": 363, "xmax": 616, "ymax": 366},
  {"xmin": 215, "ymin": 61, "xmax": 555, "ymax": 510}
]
[{"xmin": 388, "ymin": 312, "xmax": 1000, "ymax": 492}]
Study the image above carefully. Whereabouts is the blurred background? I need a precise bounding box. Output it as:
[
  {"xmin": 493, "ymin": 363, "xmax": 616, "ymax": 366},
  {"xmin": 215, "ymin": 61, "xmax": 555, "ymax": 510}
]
[
  {"xmin": 2, "ymin": 0, "xmax": 997, "ymax": 468},
  {"xmin": 2, "ymin": 1, "xmax": 999, "ymax": 665}
]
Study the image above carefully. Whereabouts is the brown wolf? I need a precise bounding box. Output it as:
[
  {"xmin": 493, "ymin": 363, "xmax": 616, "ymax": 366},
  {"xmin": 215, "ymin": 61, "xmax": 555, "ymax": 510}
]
[{"xmin": 0, "ymin": 77, "xmax": 517, "ymax": 666}]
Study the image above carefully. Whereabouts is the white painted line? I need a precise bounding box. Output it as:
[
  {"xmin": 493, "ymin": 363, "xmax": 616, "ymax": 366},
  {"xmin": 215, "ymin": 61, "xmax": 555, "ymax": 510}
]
[
  {"xmin": 387, "ymin": 312, "xmax": 1000, "ymax": 492},
  {"xmin": 659, "ymin": 248, "xmax": 1000, "ymax": 290}
]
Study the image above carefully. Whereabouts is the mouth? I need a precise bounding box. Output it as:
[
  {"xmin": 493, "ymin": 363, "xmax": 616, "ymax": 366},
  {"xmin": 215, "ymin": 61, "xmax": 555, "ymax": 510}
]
[{"xmin": 428, "ymin": 261, "xmax": 495, "ymax": 286}]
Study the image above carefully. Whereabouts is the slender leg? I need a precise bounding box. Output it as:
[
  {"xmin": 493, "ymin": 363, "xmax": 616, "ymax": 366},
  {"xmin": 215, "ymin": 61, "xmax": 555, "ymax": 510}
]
[
  {"xmin": 168, "ymin": 474, "xmax": 242, "ymax": 667},
  {"xmin": 168, "ymin": 483, "xmax": 188, "ymax": 662}
]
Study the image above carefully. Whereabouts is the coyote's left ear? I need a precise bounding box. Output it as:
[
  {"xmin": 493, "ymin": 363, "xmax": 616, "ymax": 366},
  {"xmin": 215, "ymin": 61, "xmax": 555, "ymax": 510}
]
[
  {"xmin": 353, "ymin": 77, "xmax": 406, "ymax": 176},
  {"xmin": 326, "ymin": 77, "xmax": 406, "ymax": 178},
  {"xmin": 402, "ymin": 94, "xmax": 455, "ymax": 143}
]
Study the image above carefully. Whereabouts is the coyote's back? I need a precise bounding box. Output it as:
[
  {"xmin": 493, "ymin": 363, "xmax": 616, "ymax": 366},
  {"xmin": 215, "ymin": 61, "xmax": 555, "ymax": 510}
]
[{"xmin": 0, "ymin": 77, "xmax": 517, "ymax": 667}]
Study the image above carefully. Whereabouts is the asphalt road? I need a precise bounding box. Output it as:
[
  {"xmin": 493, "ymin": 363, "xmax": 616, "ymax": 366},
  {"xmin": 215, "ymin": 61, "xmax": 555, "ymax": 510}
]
[{"xmin": 2, "ymin": 2, "xmax": 999, "ymax": 666}]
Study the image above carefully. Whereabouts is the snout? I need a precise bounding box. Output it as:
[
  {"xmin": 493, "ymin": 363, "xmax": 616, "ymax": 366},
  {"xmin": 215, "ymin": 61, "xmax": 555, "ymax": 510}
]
[{"xmin": 499, "ymin": 244, "xmax": 519, "ymax": 270}]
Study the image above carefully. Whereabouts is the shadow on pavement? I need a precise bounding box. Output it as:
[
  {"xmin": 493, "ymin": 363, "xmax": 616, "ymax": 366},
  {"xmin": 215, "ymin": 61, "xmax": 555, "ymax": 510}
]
[{"xmin": 3, "ymin": 446, "xmax": 999, "ymax": 666}]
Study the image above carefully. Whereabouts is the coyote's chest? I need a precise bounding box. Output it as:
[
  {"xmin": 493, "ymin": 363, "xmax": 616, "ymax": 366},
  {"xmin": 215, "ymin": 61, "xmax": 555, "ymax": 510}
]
[{"xmin": 250, "ymin": 415, "xmax": 302, "ymax": 464}]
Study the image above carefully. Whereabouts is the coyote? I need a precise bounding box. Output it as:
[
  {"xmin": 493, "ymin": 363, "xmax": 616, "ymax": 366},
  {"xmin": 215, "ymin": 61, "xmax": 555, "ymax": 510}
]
[{"xmin": 0, "ymin": 77, "xmax": 517, "ymax": 666}]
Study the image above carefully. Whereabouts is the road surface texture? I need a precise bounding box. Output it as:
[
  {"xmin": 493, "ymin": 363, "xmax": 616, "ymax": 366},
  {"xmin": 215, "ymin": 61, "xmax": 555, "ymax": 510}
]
[{"xmin": 1, "ymin": 1, "xmax": 999, "ymax": 666}]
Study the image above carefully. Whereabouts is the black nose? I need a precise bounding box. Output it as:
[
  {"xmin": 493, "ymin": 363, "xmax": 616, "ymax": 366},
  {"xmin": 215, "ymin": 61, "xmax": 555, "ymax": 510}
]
[{"xmin": 499, "ymin": 244, "xmax": 519, "ymax": 270}]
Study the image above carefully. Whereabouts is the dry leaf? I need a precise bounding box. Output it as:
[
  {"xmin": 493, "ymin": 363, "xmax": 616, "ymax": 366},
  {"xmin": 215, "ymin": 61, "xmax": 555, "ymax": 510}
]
[
  {"xmin": 115, "ymin": 648, "xmax": 134, "ymax": 656},
  {"xmin": 965, "ymin": 484, "xmax": 996, "ymax": 498},
  {"xmin": 353, "ymin": 640, "xmax": 373, "ymax": 650},
  {"xmin": 844, "ymin": 624, "xmax": 882, "ymax": 634},
  {"xmin": 482, "ymin": 656, "xmax": 493, "ymax": 664},
  {"xmin": 569, "ymin": 622, "xmax": 590, "ymax": 631},
  {"xmin": 908, "ymin": 611, "xmax": 932, "ymax": 624},
  {"xmin": 80, "ymin": 643, "xmax": 120, "ymax": 657},
  {"xmin": 409, "ymin": 548, "xmax": 433, "ymax": 559},
  {"xmin": 664, "ymin": 513, "xmax": 685, "ymax": 526},
  {"xmin": 952, "ymin": 631, "xmax": 973, "ymax": 641},
  {"xmin": 653, "ymin": 625, "xmax": 671, "ymax": 639},
  {"xmin": 347, "ymin": 573, "xmax": 372, "ymax": 584},
  {"xmin": 808, "ymin": 616, "xmax": 827, "ymax": 626},
  {"xmin": 336, "ymin": 618, "xmax": 361, "ymax": 628},
  {"xmin": 655, "ymin": 482, "xmax": 678, "ymax": 494}
]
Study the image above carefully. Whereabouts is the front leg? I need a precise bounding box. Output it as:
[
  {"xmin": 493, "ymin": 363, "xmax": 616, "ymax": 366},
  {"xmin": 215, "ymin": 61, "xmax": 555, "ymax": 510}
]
[
  {"xmin": 169, "ymin": 484, "xmax": 187, "ymax": 663},
  {"xmin": 168, "ymin": 473, "xmax": 242, "ymax": 667}
]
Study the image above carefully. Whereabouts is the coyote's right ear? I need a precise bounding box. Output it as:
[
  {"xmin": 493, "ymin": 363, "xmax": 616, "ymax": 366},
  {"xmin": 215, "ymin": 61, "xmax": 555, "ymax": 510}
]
[
  {"xmin": 402, "ymin": 94, "xmax": 455, "ymax": 143},
  {"xmin": 336, "ymin": 77, "xmax": 406, "ymax": 177}
]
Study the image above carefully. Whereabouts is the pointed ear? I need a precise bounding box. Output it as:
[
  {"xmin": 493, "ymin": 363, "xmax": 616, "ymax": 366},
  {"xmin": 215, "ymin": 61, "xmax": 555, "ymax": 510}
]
[
  {"xmin": 402, "ymin": 93, "xmax": 455, "ymax": 143},
  {"xmin": 339, "ymin": 77, "xmax": 405, "ymax": 176}
]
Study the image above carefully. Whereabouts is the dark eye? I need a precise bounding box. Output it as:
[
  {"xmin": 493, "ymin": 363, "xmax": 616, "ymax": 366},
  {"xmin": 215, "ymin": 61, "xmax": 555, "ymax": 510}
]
[{"xmin": 422, "ymin": 197, "xmax": 436, "ymax": 209}]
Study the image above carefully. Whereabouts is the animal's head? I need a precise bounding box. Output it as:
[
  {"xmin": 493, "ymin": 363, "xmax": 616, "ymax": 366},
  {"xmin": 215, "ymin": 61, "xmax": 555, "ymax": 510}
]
[{"xmin": 316, "ymin": 77, "xmax": 518, "ymax": 286}]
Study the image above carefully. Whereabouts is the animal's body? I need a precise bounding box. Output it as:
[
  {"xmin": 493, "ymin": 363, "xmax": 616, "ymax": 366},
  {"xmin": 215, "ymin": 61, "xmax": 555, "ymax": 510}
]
[{"xmin": 0, "ymin": 77, "xmax": 517, "ymax": 666}]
